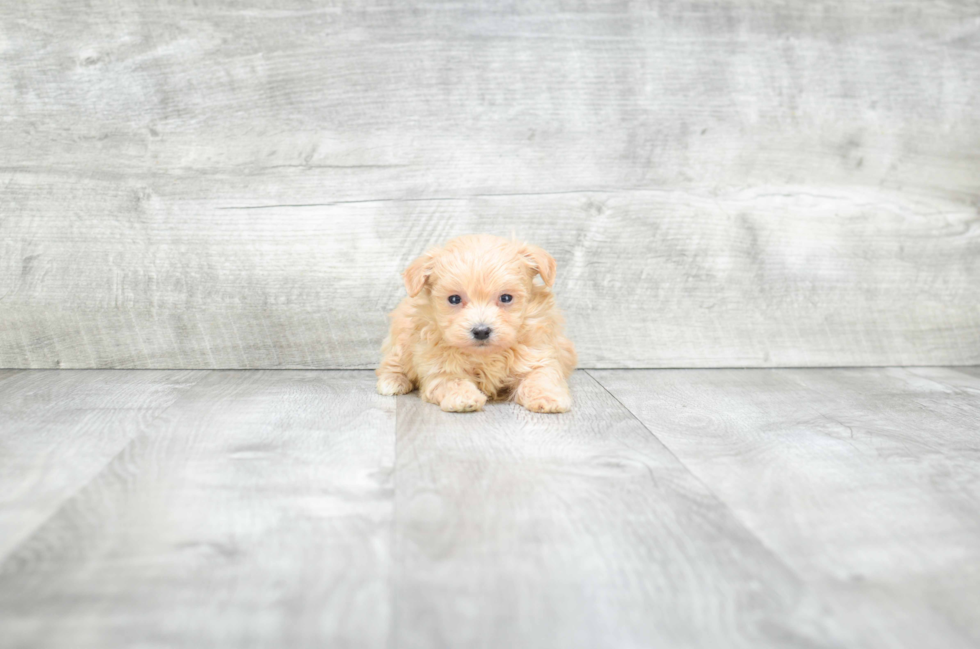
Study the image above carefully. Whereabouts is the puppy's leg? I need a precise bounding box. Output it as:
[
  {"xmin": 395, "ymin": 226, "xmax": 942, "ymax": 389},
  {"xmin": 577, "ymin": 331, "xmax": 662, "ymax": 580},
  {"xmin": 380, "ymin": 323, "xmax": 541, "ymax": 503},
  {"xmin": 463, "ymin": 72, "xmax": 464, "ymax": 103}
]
[
  {"xmin": 515, "ymin": 367, "xmax": 572, "ymax": 414},
  {"xmin": 376, "ymin": 304, "xmax": 415, "ymax": 396},
  {"xmin": 377, "ymin": 369, "xmax": 413, "ymax": 396},
  {"xmin": 421, "ymin": 374, "xmax": 487, "ymax": 413},
  {"xmin": 376, "ymin": 341, "xmax": 414, "ymax": 395}
]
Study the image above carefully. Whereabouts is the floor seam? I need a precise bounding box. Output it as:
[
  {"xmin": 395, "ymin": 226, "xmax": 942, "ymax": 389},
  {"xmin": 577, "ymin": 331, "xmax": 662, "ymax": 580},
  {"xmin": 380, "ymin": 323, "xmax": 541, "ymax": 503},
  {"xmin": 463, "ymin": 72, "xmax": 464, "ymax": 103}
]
[
  {"xmin": 582, "ymin": 369, "xmax": 832, "ymax": 591},
  {"xmin": 0, "ymin": 370, "xmax": 214, "ymax": 570},
  {"xmin": 387, "ymin": 393, "xmax": 400, "ymax": 649},
  {"xmin": 583, "ymin": 368, "xmax": 974, "ymax": 647}
]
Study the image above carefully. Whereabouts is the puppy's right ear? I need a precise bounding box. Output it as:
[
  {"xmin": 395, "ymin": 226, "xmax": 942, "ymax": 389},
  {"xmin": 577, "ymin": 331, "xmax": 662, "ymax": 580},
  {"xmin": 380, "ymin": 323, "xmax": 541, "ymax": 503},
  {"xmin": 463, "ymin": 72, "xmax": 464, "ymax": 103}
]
[
  {"xmin": 520, "ymin": 243, "xmax": 557, "ymax": 288},
  {"xmin": 403, "ymin": 249, "xmax": 438, "ymax": 297}
]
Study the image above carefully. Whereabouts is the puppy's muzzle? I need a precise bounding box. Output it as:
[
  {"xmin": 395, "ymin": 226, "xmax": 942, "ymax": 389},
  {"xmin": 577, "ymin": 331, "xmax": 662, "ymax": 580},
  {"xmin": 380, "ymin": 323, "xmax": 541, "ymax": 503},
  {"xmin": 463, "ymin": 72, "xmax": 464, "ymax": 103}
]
[{"xmin": 471, "ymin": 325, "xmax": 492, "ymax": 341}]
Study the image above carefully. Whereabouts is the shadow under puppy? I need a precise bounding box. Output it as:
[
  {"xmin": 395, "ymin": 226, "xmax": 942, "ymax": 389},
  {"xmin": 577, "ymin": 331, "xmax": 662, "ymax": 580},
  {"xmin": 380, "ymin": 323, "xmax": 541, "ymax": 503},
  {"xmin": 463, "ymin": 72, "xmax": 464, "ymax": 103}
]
[{"xmin": 377, "ymin": 234, "xmax": 577, "ymax": 413}]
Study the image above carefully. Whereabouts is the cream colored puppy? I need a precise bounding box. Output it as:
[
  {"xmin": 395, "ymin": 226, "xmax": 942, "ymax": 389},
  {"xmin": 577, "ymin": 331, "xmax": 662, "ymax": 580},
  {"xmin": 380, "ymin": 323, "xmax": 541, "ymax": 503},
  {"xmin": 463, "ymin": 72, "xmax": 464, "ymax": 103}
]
[{"xmin": 376, "ymin": 234, "xmax": 577, "ymax": 413}]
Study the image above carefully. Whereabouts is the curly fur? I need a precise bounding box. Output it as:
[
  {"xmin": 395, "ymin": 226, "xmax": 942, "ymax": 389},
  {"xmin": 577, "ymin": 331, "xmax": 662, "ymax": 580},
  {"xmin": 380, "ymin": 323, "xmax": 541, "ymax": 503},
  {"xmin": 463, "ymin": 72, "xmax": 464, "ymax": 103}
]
[{"xmin": 376, "ymin": 234, "xmax": 577, "ymax": 413}]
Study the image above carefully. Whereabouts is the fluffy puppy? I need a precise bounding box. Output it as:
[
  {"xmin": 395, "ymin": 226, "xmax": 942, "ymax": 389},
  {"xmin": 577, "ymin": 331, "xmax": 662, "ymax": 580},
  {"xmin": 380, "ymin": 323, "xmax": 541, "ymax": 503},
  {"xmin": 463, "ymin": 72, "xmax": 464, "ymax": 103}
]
[{"xmin": 376, "ymin": 234, "xmax": 576, "ymax": 413}]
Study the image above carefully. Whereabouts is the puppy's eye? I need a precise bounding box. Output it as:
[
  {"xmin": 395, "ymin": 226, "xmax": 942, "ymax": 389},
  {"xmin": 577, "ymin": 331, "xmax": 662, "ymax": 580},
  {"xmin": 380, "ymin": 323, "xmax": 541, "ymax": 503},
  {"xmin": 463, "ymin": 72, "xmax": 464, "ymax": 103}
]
[
  {"xmin": 448, "ymin": 294, "xmax": 462, "ymax": 305},
  {"xmin": 500, "ymin": 294, "xmax": 513, "ymax": 303}
]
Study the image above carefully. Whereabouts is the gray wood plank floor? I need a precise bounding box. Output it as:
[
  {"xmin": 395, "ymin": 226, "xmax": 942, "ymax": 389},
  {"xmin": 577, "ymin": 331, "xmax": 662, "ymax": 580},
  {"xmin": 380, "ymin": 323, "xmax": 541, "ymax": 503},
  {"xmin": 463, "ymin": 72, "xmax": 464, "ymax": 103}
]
[
  {"xmin": 592, "ymin": 367, "xmax": 980, "ymax": 648},
  {"xmin": 0, "ymin": 370, "xmax": 204, "ymax": 561},
  {"xmin": 0, "ymin": 368, "xmax": 978, "ymax": 648}
]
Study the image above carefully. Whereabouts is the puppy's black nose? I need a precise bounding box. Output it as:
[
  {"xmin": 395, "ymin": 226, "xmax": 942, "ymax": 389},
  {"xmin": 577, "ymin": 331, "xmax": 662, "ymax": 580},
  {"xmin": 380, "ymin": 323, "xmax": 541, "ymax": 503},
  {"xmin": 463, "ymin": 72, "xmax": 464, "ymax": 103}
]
[{"xmin": 471, "ymin": 325, "xmax": 492, "ymax": 341}]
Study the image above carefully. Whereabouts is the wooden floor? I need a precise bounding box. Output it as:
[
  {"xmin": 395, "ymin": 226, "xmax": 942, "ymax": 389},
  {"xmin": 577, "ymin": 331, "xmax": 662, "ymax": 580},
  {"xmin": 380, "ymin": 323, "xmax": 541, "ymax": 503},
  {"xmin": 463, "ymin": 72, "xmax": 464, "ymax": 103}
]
[{"xmin": 1, "ymin": 368, "xmax": 978, "ymax": 648}]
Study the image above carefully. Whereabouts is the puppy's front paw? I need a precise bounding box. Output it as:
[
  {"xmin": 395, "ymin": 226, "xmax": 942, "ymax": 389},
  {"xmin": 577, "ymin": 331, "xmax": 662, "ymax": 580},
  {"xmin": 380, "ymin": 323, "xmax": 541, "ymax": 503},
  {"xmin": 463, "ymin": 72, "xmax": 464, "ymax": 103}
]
[
  {"xmin": 520, "ymin": 391, "xmax": 572, "ymax": 413},
  {"xmin": 377, "ymin": 373, "xmax": 413, "ymax": 396},
  {"xmin": 516, "ymin": 375, "xmax": 572, "ymax": 413},
  {"xmin": 440, "ymin": 384, "xmax": 487, "ymax": 412}
]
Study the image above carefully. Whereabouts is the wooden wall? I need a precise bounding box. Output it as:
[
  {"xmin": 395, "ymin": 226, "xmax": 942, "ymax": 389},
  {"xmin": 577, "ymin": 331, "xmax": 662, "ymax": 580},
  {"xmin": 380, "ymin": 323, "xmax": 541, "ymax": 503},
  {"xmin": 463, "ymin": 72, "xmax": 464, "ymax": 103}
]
[{"xmin": 1, "ymin": 0, "xmax": 978, "ymax": 369}]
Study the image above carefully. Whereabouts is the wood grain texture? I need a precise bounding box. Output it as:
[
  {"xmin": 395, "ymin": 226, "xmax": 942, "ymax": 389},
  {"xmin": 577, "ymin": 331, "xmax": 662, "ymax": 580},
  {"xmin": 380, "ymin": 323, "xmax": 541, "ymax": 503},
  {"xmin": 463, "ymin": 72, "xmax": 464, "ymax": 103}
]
[
  {"xmin": 0, "ymin": 371, "xmax": 395, "ymax": 649},
  {"xmin": 0, "ymin": 370, "xmax": 23, "ymax": 387},
  {"xmin": 0, "ymin": 369, "xmax": 204, "ymax": 561},
  {"xmin": 592, "ymin": 367, "xmax": 980, "ymax": 648},
  {"xmin": 2, "ymin": 368, "xmax": 979, "ymax": 647},
  {"xmin": 391, "ymin": 371, "xmax": 858, "ymax": 649},
  {"xmin": 1, "ymin": 1, "xmax": 979, "ymax": 369}
]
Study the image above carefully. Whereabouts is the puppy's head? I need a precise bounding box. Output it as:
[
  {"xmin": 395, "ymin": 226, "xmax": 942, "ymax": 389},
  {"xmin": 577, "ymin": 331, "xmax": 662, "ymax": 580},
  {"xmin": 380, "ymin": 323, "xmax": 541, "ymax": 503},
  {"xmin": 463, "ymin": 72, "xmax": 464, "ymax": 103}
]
[{"xmin": 403, "ymin": 234, "xmax": 556, "ymax": 353}]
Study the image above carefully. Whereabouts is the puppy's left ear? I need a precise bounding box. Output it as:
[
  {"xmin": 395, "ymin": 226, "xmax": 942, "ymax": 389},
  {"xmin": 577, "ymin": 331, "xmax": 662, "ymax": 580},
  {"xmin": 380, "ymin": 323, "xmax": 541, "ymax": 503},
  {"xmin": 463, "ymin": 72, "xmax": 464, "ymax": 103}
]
[
  {"xmin": 520, "ymin": 243, "xmax": 556, "ymax": 288},
  {"xmin": 403, "ymin": 248, "xmax": 438, "ymax": 297}
]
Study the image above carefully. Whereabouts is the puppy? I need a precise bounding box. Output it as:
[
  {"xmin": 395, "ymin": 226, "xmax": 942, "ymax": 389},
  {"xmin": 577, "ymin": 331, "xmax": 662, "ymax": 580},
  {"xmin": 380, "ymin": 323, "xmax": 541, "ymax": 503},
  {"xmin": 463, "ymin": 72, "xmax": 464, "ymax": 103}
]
[{"xmin": 376, "ymin": 234, "xmax": 576, "ymax": 413}]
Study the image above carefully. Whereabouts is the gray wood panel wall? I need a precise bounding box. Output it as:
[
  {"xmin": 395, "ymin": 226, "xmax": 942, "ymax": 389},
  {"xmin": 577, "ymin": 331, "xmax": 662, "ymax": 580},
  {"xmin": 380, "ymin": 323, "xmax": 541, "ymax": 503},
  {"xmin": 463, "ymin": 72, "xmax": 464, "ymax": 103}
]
[{"xmin": 2, "ymin": 0, "xmax": 978, "ymax": 369}]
